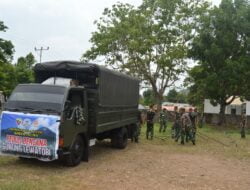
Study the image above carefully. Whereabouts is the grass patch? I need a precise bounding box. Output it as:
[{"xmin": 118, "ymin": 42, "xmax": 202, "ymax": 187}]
[{"xmin": 140, "ymin": 122, "xmax": 250, "ymax": 160}]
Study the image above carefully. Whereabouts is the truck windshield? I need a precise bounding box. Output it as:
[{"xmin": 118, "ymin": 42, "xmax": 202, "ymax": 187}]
[
  {"xmin": 10, "ymin": 92, "xmax": 64, "ymax": 104},
  {"xmin": 5, "ymin": 84, "xmax": 66, "ymax": 114}
]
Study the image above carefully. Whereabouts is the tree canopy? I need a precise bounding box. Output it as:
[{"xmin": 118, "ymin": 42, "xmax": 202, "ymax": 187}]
[
  {"xmin": 187, "ymin": 0, "xmax": 250, "ymax": 124},
  {"xmin": 15, "ymin": 52, "xmax": 36, "ymax": 84},
  {"xmin": 83, "ymin": 0, "xmax": 209, "ymax": 109},
  {"xmin": 0, "ymin": 21, "xmax": 15, "ymax": 95}
]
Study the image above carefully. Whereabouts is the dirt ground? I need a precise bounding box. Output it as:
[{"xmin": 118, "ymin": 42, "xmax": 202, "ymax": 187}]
[
  {"xmin": 0, "ymin": 128, "xmax": 250, "ymax": 190},
  {"xmin": 55, "ymin": 141, "xmax": 250, "ymax": 190}
]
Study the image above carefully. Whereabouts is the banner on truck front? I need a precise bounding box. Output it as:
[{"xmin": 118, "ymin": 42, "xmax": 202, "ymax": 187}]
[{"xmin": 0, "ymin": 111, "xmax": 60, "ymax": 161}]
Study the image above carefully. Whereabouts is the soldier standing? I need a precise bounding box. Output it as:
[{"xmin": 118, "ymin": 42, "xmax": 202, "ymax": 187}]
[
  {"xmin": 171, "ymin": 106, "xmax": 179, "ymax": 139},
  {"xmin": 181, "ymin": 110, "xmax": 195, "ymax": 145},
  {"xmin": 240, "ymin": 113, "xmax": 247, "ymax": 139},
  {"xmin": 146, "ymin": 105, "xmax": 156, "ymax": 140},
  {"xmin": 159, "ymin": 108, "xmax": 167, "ymax": 133},
  {"xmin": 175, "ymin": 108, "xmax": 185, "ymax": 142},
  {"xmin": 189, "ymin": 108, "xmax": 198, "ymax": 143},
  {"xmin": 171, "ymin": 106, "xmax": 181, "ymax": 141},
  {"xmin": 132, "ymin": 111, "xmax": 142, "ymax": 143}
]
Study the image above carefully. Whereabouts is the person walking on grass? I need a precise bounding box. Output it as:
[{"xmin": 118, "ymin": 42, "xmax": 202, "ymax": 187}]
[
  {"xmin": 181, "ymin": 109, "xmax": 195, "ymax": 145},
  {"xmin": 159, "ymin": 108, "xmax": 167, "ymax": 133},
  {"xmin": 146, "ymin": 105, "xmax": 156, "ymax": 140},
  {"xmin": 132, "ymin": 111, "xmax": 142, "ymax": 143},
  {"xmin": 240, "ymin": 113, "xmax": 247, "ymax": 139},
  {"xmin": 175, "ymin": 108, "xmax": 185, "ymax": 143},
  {"xmin": 171, "ymin": 106, "xmax": 180, "ymax": 139},
  {"xmin": 189, "ymin": 108, "xmax": 198, "ymax": 143}
]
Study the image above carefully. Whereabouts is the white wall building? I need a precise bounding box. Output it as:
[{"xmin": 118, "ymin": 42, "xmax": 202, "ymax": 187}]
[{"xmin": 204, "ymin": 98, "xmax": 250, "ymax": 116}]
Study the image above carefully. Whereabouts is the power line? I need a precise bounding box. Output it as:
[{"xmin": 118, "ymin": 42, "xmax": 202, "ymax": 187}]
[{"xmin": 34, "ymin": 46, "xmax": 49, "ymax": 63}]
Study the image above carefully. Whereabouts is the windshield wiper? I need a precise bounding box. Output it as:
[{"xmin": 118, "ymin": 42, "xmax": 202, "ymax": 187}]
[
  {"xmin": 43, "ymin": 108, "xmax": 60, "ymax": 114},
  {"xmin": 34, "ymin": 108, "xmax": 60, "ymax": 115},
  {"xmin": 6, "ymin": 108, "xmax": 21, "ymax": 112},
  {"xmin": 19, "ymin": 107, "xmax": 35, "ymax": 111}
]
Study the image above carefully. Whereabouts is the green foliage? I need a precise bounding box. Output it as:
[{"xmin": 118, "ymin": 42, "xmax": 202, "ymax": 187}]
[
  {"xmin": 0, "ymin": 21, "xmax": 14, "ymax": 64},
  {"xmin": 165, "ymin": 88, "xmax": 188, "ymax": 103},
  {"xmin": 142, "ymin": 89, "xmax": 154, "ymax": 105},
  {"xmin": 83, "ymin": 0, "xmax": 210, "ymax": 106},
  {"xmin": 0, "ymin": 21, "xmax": 36, "ymax": 96},
  {"xmin": 15, "ymin": 53, "xmax": 36, "ymax": 84},
  {"xmin": 187, "ymin": 0, "xmax": 250, "ymax": 117},
  {"xmin": 0, "ymin": 21, "xmax": 15, "ymax": 95}
]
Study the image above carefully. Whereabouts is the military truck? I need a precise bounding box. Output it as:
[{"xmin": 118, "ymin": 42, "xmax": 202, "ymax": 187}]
[{"xmin": 0, "ymin": 61, "xmax": 139, "ymax": 166}]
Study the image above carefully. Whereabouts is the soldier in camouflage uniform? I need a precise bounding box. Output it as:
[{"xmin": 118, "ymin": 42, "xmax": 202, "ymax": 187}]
[
  {"xmin": 175, "ymin": 108, "xmax": 185, "ymax": 142},
  {"xmin": 146, "ymin": 105, "xmax": 156, "ymax": 140},
  {"xmin": 159, "ymin": 108, "xmax": 167, "ymax": 133},
  {"xmin": 181, "ymin": 111, "xmax": 195, "ymax": 145},
  {"xmin": 132, "ymin": 111, "xmax": 142, "ymax": 143},
  {"xmin": 189, "ymin": 108, "xmax": 198, "ymax": 143},
  {"xmin": 171, "ymin": 106, "xmax": 182, "ymax": 141},
  {"xmin": 240, "ymin": 113, "xmax": 246, "ymax": 139}
]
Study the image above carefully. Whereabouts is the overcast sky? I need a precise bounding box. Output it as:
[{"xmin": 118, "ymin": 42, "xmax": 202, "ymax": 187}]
[{"xmin": 0, "ymin": 0, "xmax": 221, "ymax": 63}]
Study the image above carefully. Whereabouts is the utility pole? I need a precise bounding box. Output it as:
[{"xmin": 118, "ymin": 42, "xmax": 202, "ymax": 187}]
[{"xmin": 34, "ymin": 46, "xmax": 49, "ymax": 63}]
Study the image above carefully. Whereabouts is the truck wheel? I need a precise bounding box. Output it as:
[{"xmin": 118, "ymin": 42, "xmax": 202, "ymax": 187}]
[
  {"xmin": 111, "ymin": 127, "xmax": 128, "ymax": 149},
  {"xmin": 65, "ymin": 135, "xmax": 84, "ymax": 167}
]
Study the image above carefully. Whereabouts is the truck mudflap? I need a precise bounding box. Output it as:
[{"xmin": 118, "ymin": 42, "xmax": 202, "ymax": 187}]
[{"xmin": 0, "ymin": 111, "xmax": 60, "ymax": 161}]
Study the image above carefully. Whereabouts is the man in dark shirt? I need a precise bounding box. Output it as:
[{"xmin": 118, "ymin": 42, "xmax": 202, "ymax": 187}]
[
  {"xmin": 146, "ymin": 105, "xmax": 156, "ymax": 140},
  {"xmin": 159, "ymin": 108, "xmax": 168, "ymax": 133}
]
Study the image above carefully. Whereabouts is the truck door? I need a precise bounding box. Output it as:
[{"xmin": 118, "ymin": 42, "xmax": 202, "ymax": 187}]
[{"xmin": 62, "ymin": 89, "xmax": 87, "ymax": 148}]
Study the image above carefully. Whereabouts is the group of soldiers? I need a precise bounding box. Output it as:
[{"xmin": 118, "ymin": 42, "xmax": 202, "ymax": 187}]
[
  {"xmin": 132, "ymin": 104, "xmax": 247, "ymax": 143},
  {"xmin": 144, "ymin": 105, "xmax": 198, "ymax": 145},
  {"xmin": 171, "ymin": 106, "xmax": 198, "ymax": 145}
]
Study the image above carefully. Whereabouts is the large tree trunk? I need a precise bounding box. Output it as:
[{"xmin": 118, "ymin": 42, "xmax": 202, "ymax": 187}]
[
  {"xmin": 218, "ymin": 103, "xmax": 226, "ymax": 126},
  {"xmin": 154, "ymin": 93, "xmax": 163, "ymax": 112}
]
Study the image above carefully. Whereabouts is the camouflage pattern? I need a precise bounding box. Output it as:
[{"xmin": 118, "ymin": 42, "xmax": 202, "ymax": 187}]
[
  {"xmin": 189, "ymin": 111, "xmax": 198, "ymax": 142},
  {"xmin": 146, "ymin": 110, "xmax": 155, "ymax": 140},
  {"xmin": 68, "ymin": 106, "xmax": 85, "ymax": 125},
  {"xmin": 159, "ymin": 110, "xmax": 167, "ymax": 133},
  {"xmin": 181, "ymin": 113, "xmax": 195, "ymax": 145},
  {"xmin": 172, "ymin": 111, "xmax": 181, "ymax": 140},
  {"xmin": 132, "ymin": 122, "xmax": 141, "ymax": 143},
  {"xmin": 240, "ymin": 114, "xmax": 247, "ymax": 139}
]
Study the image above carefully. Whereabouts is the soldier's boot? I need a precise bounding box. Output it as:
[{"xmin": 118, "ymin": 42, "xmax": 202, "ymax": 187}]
[
  {"xmin": 163, "ymin": 124, "xmax": 166, "ymax": 132},
  {"xmin": 171, "ymin": 132, "xmax": 175, "ymax": 139},
  {"xmin": 159, "ymin": 124, "xmax": 162, "ymax": 133}
]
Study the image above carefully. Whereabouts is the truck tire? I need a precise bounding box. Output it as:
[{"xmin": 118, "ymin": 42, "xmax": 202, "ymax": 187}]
[
  {"xmin": 64, "ymin": 135, "xmax": 84, "ymax": 167},
  {"xmin": 111, "ymin": 127, "xmax": 128, "ymax": 149}
]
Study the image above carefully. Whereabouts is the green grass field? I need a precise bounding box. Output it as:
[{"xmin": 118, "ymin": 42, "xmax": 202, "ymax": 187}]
[
  {"xmin": 140, "ymin": 122, "xmax": 250, "ymax": 160},
  {"xmin": 0, "ymin": 123, "xmax": 249, "ymax": 190}
]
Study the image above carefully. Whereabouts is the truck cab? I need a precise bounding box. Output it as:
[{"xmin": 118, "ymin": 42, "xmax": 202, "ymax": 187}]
[{"xmin": 2, "ymin": 83, "xmax": 89, "ymax": 166}]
